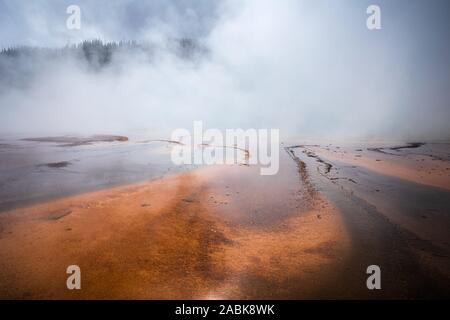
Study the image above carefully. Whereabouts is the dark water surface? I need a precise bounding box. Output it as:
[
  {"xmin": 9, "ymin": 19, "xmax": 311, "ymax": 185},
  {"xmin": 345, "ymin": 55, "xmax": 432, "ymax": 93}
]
[{"xmin": 0, "ymin": 136, "xmax": 194, "ymax": 211}]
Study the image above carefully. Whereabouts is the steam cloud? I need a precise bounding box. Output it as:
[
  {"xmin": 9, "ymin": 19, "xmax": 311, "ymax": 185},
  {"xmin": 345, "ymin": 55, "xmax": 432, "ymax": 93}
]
[{"xmin": 0, "ymin": 0, "xmax": 449, "ymax": 141}]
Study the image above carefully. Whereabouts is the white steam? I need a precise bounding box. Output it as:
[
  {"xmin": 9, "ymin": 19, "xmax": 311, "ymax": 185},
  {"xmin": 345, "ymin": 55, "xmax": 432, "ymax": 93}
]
[{"xmin": 0, "ymin": 0, "xmax": 449, "ymax": 142}]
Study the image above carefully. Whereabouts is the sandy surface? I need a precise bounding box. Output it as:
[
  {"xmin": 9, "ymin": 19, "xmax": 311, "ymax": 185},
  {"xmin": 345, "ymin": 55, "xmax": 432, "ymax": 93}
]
[
  {"xmin": 1, "ymin": 141, "xmax": 449, "ymax": 299},
  {"xmin": 307, "ymin": 143, "xmax": 450, "ymax": 190},
  {"xmin": 287, "ymin": 143, "xmax": 450, "ymax": 298},
  {"xmin": 0, "ymin": 160, "xmax": 350, "ymax": 299}
]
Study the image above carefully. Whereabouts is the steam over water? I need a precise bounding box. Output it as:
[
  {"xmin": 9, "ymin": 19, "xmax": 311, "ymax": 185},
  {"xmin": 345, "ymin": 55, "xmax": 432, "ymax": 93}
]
[{"xmin": 1, "ymin": 0, "xmax": 450, "ymax": 141}]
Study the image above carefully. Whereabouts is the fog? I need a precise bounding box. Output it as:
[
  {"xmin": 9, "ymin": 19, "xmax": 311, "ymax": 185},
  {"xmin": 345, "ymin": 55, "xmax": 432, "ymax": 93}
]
[{"xmin": 0, "ymin": 0, "xmax": 449, "ymax": 141}]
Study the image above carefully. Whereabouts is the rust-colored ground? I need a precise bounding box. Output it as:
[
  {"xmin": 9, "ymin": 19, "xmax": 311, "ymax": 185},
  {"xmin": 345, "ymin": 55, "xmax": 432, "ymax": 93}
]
[
  {"xmin": 0, "ymin": 165, "xmax": 350, "ymax": 299},
  {"xmin": 309, "ymin": 145, "xmax": 450, "ymax": 190}
]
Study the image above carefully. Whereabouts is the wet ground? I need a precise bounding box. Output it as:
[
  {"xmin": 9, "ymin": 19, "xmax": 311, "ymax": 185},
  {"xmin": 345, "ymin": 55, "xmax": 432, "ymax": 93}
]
[
  {"xmin": 0, "ymin": 135, "xmax": 195, "ymax": 211},
  {"xmin": 0, "ymin": 138, "xmax": 449, "ymax": 299},
  {"xmin": 287, "ymin": 143, "xmax": 450, "ymax": 298},
  {"xmin": 0, "ymin": 151, "xmax": 349, "ymax": 299}
]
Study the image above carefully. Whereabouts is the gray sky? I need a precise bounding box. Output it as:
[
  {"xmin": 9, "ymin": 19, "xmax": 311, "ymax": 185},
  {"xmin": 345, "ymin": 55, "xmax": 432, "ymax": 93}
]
[
  {"xmin": 0, "ymin": 0, "xmax": 222, "ymax": 46},
  {"xmin": 0, "ymin": 0, "xmax": 449, "ymax": 141}
]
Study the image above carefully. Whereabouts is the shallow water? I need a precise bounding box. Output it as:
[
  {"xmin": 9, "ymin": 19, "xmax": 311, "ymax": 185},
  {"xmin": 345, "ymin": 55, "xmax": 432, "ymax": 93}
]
[
  {"xmin": 0, "ymin": 137, "xmax": 194, "ymax": 211},
  {"xmin": 1, "ymin": 139, "xmax": 449, "ymax": 298},
  {"xmin": 287, "ymin": 143, "xmax": 450, "ymax": 297},
  {"xmin": 288, "ymin": 143, "xmax": 450, "ymax": 247}
]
